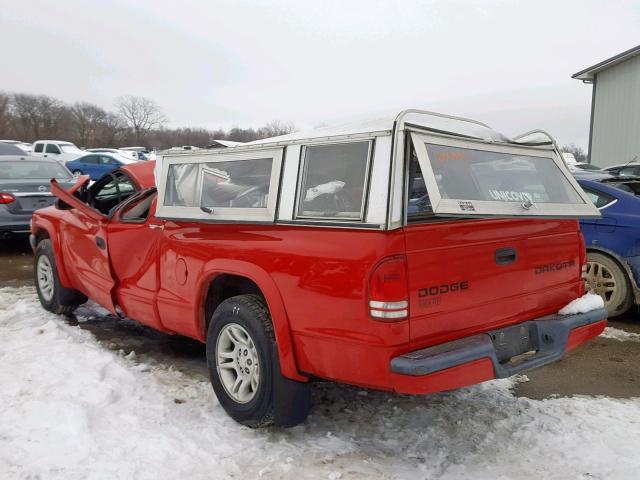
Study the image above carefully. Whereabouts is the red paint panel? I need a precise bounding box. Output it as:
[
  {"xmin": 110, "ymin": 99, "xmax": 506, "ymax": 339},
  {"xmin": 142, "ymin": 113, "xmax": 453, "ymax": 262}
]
[
  {"xmin": 567, "ymin": 319, "xmax": 607, "ymax": 351},
  {"xmin": 121, "ymin": 161, "xmax": 156, "ymax": 189},
  {"xmin": 107, "ymin": 215, "xmax": 165, "ymax": 331},
  {"xmin": 404, "ymin": 218, "xmax": 584, "ymax": 349},
  {"xmin": 391, "ymin": 358, "xmax": 495, "ymax": 395},
  {"xmin": 155, "ymin": 222, "xmax": 409, "ymax": 382}
]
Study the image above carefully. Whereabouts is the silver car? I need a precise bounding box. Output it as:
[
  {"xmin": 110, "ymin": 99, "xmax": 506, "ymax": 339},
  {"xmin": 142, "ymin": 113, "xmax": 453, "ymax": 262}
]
[{"xmin": 0, "ymin": 156, "xmax": 75, "ymax": 238}]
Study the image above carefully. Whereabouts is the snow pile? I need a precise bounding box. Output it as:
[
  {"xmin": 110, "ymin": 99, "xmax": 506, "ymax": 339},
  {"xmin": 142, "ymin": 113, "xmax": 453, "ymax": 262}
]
[
  {"xmin": 601, "ymin": 326, "xmax": 640, "ymax": 342},
  {"xmin": 558, "ymin": 293, "xmax": 605, "ymax": 315},
  {"xmin": 2, "ymin": 286, "xmax": 640, "ymax": 479}
]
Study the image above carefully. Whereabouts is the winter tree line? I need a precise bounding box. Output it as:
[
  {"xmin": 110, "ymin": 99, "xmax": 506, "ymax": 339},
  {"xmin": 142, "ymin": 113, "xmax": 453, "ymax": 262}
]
[
  {"xmin": 0, "ymin": 91, "xmax": 589, "ymax": 159},
  {"xmin": 0, "ymin": 92, "xmax": 296, "ymax": 150}
]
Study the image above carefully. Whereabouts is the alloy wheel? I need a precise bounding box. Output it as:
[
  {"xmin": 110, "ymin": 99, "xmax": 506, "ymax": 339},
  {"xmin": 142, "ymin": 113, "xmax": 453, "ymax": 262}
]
[
  {"xmin": 585, "ymin": 261, "xmax": 616, "ymax": 306},
  {"xmin": 215, "ymin": 323, "xmax": 260, "ymax": 404},
  {"xmin": 37, "ymin": 255, "xmax": 55, "ymax": 302}
]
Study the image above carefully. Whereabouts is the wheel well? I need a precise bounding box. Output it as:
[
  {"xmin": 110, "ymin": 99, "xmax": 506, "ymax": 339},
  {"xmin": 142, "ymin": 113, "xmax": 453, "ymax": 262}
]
[
  {"xmin": 35, "ymin": 229, "xmax": 50, "ymax": 244},
  {"xmin": 204, "ymin": 274, "xmax": 264, "ymax": 334}
]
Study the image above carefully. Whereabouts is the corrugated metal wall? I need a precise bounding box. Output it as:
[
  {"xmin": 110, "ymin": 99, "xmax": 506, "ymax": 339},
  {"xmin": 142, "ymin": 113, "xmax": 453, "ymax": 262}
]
[{"xmin": 590, "ymin": 54, "xmax": 640, "ymax": 167}]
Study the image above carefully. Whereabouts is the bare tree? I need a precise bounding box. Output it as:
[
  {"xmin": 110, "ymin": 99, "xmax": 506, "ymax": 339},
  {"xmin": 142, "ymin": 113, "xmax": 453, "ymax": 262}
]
[
  {"xmin": 226, "ymin": 127, "xmax": 258, "ymax": 143},
  {"xmin": 1, "ymin": 90, "xmax": 298, "ymax": 151},
  {"xmin": 71, "ymin": 102, "xmax": 108, "ymax": 147},
  {"xmin": 116, "ymin": 95, "xmax": 166, "ymax": 144},
  {"xmin": 257, "ymin": 120, "xmax": 296, "ymax": 139},
  {"xmin": 10, "ymin": 94, "xmax": 66, "ymax": 141},
  {"xmin": 561, "ymin": 143, "xmax": 588, "ymax": 163},
  {"xmin": 10, "ymin": 94, "xmax": 39, "ymax": 139},
  {"xmin": 0, "ymin": 93, "xmax": 10, "ymax": 137},
  {"xmin": 97, "ymin": 113, "xmax": 127, "ymax": 147}
]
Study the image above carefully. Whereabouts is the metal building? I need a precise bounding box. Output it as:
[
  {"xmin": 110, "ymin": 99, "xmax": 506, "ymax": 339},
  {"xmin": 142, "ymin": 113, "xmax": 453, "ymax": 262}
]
[{"xmin": 573, "ymin": 45, "xmax": 640, "ymax": 167}]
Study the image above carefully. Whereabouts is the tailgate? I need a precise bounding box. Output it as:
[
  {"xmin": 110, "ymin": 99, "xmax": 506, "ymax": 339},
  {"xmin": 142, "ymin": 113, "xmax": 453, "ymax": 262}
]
[{"xmin": 404, "ymin": 218, "xmax": 584, "ymax": 349}]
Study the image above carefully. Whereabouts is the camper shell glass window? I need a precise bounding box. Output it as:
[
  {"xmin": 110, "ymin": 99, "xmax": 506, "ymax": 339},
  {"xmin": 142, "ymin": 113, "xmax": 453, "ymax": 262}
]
[
  {"xmin": 407, "ymin": 146, "xmax": 433, "ymax": 218},
  {"xmin": 164, "ymin": 158, "xmax": 273, "ymax": 209},
  {"xmin": 296, "ymin": 141, "xmax": 371, "ymax": 220},
  {"xmin": 409, "ymin": 132, "xmax": 601, "ymax": 219},
  {"xmin": 157, "ymin": 148, "xmax": 283, "ymax": 222},
  {"xmin": 425, "ymin": 143, "xmax": 583, "ymax": 204}
]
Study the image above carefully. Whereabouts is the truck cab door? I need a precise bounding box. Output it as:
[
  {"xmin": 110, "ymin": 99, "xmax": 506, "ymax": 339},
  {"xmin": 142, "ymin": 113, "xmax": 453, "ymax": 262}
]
[
  {"xmin": 44, "ymin": 143, "xmax": 61, "ymax": 160},
  {"xmin": 51, "ymin": 178, "xmax": 118, "ymax": 314},
  {"xmin": 106, "ymin": 189, "xmax": 166, "ymax": 331}
]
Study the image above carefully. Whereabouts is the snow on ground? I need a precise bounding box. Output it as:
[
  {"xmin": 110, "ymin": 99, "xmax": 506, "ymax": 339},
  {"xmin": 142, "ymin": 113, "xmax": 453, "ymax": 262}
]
[
  {"xmin": 601, "ymin": 326, "xmax": 640, "ymax": 343},
  {"xmin": 2, "ymin": 286, "xmax": 640, "ymax": 480}
]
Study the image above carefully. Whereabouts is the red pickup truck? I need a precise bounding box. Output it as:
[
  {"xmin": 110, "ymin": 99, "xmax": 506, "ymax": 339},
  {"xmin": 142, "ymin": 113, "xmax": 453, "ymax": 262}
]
[{"xmin": 31, "ymin": 110, "xmax": 607, "ymax": 427}]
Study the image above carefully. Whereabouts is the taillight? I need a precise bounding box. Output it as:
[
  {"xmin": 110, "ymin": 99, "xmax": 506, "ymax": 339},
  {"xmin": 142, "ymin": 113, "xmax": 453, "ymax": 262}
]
[
  {"xmin": 368, "ymin": 255, "xmax": 409, "ymax": 321},
  {"xmin": 0, "ymin": 193, "xmax": 16, "ymax": 204}
]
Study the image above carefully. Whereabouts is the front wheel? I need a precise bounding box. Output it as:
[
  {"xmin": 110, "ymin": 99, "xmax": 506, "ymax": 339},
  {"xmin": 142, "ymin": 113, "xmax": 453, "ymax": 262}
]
[
  {"xmin": 34, "ymin": 240, "xmax": 86, "ymax": 315},
  {"xmin": 72, "ymin": 169, "xmax": 82, "ymax": 177},
  {"xmin": 206, "ymin": 294, "xmax": 311, "ymax": 427},
  {"xmin": 585, "ymin": 252, "xmax": 632, "ymax": 317}
]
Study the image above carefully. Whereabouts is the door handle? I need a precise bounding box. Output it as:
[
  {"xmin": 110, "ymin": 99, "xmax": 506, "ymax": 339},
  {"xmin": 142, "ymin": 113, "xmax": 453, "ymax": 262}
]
[
  {"xmin": 495, "ymin": 247, "xmax": 517, "ymax": 265},
  {"xmin": 96, "ymin": 236, "xmax": 106, "ymax": 250},
  {"xmin": 148, "ymin": 223, "xmax": 164, "ymax": 230}
]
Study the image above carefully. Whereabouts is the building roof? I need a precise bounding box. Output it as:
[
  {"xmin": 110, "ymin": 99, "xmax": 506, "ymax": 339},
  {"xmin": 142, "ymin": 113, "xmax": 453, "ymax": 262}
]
[{"xmin": 573, "ymin": 44, "xmax": 640, "ymax": 81}]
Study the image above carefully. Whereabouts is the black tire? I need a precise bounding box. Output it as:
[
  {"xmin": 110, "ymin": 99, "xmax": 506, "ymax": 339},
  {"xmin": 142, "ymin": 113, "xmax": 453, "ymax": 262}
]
[
  {"xmin": 585, "ymin": 252, "xmax": 632, "ymax": 317},
  {"xmin": 72, "ymin": 169, "xmax": 83, "ymax": 177},
  {"xmin": 206, "ymin": 294, "xmax": 311, "ymax": 428},
  {"xmin": 34, "ymin": 239, "xmax": 87, "ymax": 315}
]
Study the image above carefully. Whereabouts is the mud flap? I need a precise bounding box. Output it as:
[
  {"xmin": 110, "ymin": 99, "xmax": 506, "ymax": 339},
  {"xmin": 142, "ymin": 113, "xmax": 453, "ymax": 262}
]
[{"xmin": 271, "ymin": 350, "xmax": 312, "ymax": 427}]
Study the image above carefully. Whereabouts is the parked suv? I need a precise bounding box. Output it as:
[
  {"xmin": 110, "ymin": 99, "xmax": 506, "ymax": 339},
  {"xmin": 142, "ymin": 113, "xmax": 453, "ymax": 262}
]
[
  {"xmin": 31, "ymin": 110, "xmax": 607, "ymax": 427},
  {"xmin": 31, "ymin": 140, "xmax": 84, "ymax": 163}
]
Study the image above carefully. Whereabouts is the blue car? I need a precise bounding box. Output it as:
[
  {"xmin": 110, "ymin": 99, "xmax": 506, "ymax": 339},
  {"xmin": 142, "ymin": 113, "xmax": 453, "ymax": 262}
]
[
  {"xmin": 577, "ymin": 177, "xmax": 640, "ymax": 316},
  {"xmin": 66, "ymin": 153, "xmax": 138, "ymax": 180}
]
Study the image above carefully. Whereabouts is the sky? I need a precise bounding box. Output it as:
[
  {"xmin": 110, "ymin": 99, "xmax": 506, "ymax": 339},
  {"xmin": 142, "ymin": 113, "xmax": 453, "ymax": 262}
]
[{"xmin": 1, "ymin": 0, "xmax": 639, "ymax": 148}]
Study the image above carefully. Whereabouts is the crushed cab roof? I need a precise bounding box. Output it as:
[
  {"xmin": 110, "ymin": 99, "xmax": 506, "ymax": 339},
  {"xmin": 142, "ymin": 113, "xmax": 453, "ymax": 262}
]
[{"xmin": 121, "ymin": 160, "xmax": 156, "ymax": 188}]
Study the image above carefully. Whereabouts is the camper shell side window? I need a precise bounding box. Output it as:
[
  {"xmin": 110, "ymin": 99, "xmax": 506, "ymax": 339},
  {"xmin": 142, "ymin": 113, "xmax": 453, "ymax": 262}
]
[
  {"xmin": 156, "ymin": 148, "xmax": 283, "ymax": 222},
  {"xmin": 295, "ymin": 140, "xmax": 373, "ymax": 221}
]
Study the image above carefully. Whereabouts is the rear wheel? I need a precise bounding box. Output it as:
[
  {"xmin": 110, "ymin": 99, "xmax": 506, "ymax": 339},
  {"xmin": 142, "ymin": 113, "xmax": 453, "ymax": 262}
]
[
  {"xmin": 206, "ymin": 294, "xmax": 311, "ymax": 428},
  {"xmin": 34, "ymin": 240, "xmax": 86, "ymax": 315},
  {"xmin": 585, "ymin": 252, "xmax": 632, "ymax": 317}
]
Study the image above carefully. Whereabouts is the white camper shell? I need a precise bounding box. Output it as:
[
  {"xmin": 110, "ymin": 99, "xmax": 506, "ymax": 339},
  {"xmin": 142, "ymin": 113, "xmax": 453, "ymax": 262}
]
[{"xmin": 155, "ymin": 109, "xmax": 600, "ymax": 229}]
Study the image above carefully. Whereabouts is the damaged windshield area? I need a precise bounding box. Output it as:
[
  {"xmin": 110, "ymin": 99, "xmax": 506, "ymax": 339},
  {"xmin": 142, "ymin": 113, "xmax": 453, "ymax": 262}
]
[{"xmin": 164, "ymin": 158, "xmax": 273, "ymax": 209}]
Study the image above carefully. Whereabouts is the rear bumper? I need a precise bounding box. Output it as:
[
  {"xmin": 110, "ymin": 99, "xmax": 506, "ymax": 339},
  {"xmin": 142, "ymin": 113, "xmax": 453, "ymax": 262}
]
[{"xmin": 390, "ymin": 307, "xmax": 608, "ymax": 394}]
